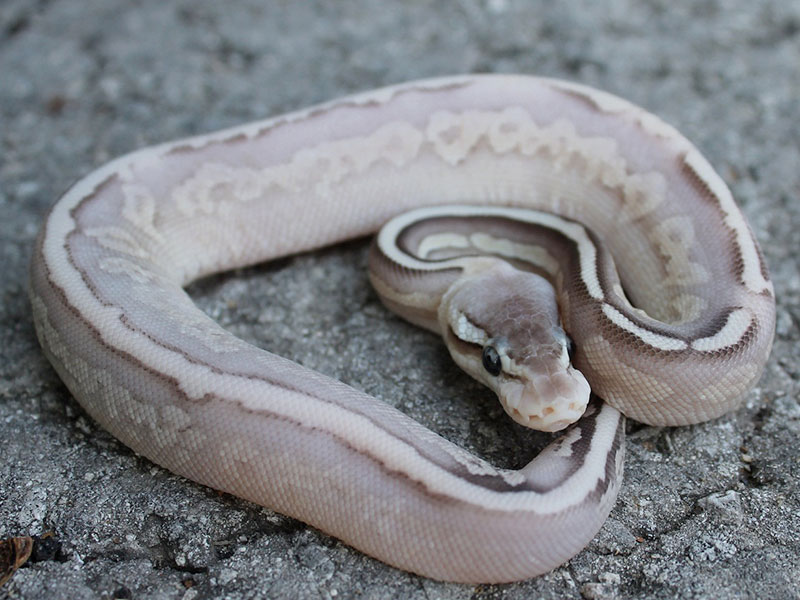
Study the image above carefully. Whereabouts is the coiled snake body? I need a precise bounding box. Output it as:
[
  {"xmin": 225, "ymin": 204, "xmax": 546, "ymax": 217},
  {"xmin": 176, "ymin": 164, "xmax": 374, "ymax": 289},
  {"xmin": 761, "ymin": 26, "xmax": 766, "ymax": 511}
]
[{"xmin": 30, "ymin": 75, "xmax": 775, "ymax": 583}]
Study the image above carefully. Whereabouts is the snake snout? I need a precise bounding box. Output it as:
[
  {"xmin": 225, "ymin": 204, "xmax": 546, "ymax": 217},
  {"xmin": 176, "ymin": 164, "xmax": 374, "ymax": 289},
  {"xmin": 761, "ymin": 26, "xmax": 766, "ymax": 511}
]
[{"xmin": 500, "ymin": 369, "xmax": 591, "ymax": 432}]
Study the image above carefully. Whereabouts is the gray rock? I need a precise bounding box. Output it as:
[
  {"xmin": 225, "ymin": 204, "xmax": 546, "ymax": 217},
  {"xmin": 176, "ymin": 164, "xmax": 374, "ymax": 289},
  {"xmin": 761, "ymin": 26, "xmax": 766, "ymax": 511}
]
[{"xmin": 2, "ymin": 1, "xmax": 798, "ymax": 598}]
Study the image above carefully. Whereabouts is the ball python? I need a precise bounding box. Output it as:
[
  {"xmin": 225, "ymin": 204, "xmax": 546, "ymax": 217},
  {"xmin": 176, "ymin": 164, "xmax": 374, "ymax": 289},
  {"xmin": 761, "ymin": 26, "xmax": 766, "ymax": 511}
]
[{"xmin": 29, "ymin": 74, "xmax": 775, "ymax": 583}]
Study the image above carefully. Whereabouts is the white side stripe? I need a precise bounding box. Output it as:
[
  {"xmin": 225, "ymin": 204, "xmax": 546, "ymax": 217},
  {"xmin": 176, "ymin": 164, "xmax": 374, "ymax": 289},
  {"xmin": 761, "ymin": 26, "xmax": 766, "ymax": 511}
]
[
  {"xmin": 691, "ymin": 309, "xmax": 753, "ymax": 352},
  {"xmin": 379, "ymin": 205, "xmax": 604, "ymax": 300},
  {"xmin": 601, "ymin": 304, "xmax": 688, "ymax": 351},
  {"xmin": 683, "ymin": 150, "xmax": 771, "ymax": 295}
]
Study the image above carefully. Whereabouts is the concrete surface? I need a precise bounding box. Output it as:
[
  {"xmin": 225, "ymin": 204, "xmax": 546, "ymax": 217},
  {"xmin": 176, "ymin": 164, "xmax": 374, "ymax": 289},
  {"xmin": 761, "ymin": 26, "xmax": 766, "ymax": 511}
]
[{"xmin": 1, "ymin": 1, "xmax": 798, "ymax": 598}]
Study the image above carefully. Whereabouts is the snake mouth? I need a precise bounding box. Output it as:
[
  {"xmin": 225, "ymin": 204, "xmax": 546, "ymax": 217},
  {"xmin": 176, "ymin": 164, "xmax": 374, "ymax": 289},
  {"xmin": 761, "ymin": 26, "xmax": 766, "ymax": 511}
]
[
  {"xmin": 498, "ymin": 369, "xmax": 591, "ymax": 432},
  {"xmin": 506, "ymin": 406, "xmax": 583, "ymax": 432}
]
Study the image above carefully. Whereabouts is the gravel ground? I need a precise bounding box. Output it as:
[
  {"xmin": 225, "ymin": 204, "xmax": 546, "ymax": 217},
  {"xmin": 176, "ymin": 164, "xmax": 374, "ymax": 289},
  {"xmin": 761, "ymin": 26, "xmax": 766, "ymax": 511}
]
[{"xmin": 1, "ymin": 1, "xmax": 798, "ymax": 599}]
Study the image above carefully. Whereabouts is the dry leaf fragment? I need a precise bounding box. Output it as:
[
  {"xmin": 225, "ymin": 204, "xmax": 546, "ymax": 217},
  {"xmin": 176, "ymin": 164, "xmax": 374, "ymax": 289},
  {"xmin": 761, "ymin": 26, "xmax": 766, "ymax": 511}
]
[{"xmin": 0, "ymin": 536, "xmax": 34, "ymax": 587}]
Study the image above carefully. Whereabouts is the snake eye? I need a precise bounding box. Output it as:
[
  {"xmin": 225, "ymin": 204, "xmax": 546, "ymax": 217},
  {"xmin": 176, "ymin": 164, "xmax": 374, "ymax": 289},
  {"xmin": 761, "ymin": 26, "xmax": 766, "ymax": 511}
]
[
  {"xmin": 566, "ymin": 335, "xmax": 576, "ymax": 362},
  {"xmin": 482, "ymin": 345, "xmax": 502, "ymax": 376}
]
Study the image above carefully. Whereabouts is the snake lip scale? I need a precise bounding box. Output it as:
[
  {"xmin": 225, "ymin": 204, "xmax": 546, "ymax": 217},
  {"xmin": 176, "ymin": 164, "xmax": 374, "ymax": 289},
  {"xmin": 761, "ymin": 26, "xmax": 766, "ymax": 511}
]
[{"xmin": 30, "ymin": 74, "xmax": 774, "ymax": 583}]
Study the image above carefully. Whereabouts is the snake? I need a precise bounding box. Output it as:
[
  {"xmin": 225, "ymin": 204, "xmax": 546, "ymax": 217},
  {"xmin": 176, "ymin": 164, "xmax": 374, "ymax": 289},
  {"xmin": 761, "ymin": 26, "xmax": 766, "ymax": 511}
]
[{"xmin": 29, "ymin": 74, "xmax": 775, "ymax": 583}]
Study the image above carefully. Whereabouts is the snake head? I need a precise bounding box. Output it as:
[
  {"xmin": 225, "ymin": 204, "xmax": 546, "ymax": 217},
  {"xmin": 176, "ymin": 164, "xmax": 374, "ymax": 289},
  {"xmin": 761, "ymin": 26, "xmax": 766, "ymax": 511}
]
[{"xmin": 438, "ymin": 261, "xmax": 590, "ymax": 432}]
